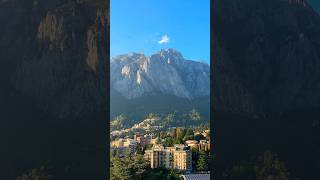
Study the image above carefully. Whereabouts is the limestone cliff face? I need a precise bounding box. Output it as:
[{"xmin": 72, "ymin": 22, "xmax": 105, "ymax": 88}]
[
  {"xmin": 111, "ymin": 49, "xmax": 210, "ymax": 100},
  {"xmin": 110, "ymin": 49, "xmax": 210, "ymax": 120},
  {"xmin": 7, "ymin": 0, "xmax": 109, "ymax": 119},
  {"xmin": 214, "ymin": 0, "xmax": 320, "ymax": 114}
]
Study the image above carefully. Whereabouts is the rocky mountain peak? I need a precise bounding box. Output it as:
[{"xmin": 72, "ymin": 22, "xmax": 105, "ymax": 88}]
[
  {"xmin": 150, "ymin": 48, "xmax": 183, "ymax": 64},
  {"xmin": 159, "ymin": 48, "xmax": 183, "ymax": 58},
  {"xmin": 111, "ymin": 50, "xmax": 209, "ymax": 100}
]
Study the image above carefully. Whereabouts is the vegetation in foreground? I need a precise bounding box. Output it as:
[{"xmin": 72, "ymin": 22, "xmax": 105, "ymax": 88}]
[
  {"xmin": 214, "ymin": 151, "xmax": 293, "ymax": 180},
  {"xmin": 110, "ymin": 154, "xmax": 181, "ymax": 180}
]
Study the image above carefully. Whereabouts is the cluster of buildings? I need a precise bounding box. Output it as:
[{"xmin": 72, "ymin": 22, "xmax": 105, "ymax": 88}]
[
  {"xmin": 111, "ymin": 135, "xmax": 194, "ymax": 171},
  {"xmin": 194, "ymin": 130, "xmax": 210, "ymax": 138},
  {"xmin": 111, "ymin": 130, "xmax": 211, "ymax": 172},
  {"xmin": 131, "ymin": 118, "xmax": 163, "ymax": 130},
  {"xmin": 185, "ymin": 139, "xmax": 210, "ymax": 151},
  {"xmin": 144, "ymin": 144, "xmax": 192, "ymax": 171},
  {"xmin": 111, "ymin": 138, "xmax": 138, "ymax": 154},
  {"xmin": 110, "ymin": 118, "xmax": 163, "ymax": 137},
  {"xmin": 111, "ymin": 133, "xmax": 158, "ymax": 153},
  {"xmin": 134, "ymin": 133, "xmax": 158, "ymax": 145}
]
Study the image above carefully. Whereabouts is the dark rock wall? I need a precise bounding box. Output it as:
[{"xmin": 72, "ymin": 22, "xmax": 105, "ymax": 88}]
[
  {"xmin": 214, "ymin": 0, "xmax": 320, "ymax": 115},
  {"xmin": 213, "ymin": 1, "xmax": 320, "ymax": 179},
  {"xmin": 0, "ymin": 0, "xmax": 109, "ymax": 179}
]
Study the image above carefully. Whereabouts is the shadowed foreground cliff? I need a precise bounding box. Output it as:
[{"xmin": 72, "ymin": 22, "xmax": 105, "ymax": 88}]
[
  {"xmin": 213, "ymin": 0, "xmax": 320, "ymax": 179},
  {"xmin": 0, "ymin": 0, "xmax": 109, "ymax": 179}
]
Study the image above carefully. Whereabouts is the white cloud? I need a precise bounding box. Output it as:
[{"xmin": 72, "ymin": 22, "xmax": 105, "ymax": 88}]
[{"xmin": 158, "ymin": 34, "xmax": 170, "ymax": 44}]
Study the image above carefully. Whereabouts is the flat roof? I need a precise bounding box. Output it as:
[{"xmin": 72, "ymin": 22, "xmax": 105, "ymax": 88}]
[{"xmin": 181, "ymin": 174, "xmax": 210, "ymax": 180}]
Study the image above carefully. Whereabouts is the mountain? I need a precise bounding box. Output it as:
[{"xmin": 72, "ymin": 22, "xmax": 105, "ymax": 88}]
[
  {"xmin": 214, "ymin": 0, "xmax": 320, "ymax": 179},
  {"xmin": 111, "ymin": 49, "xmax": 209, "ymax": 99},
  {"xmin": 0, "ymin": 0, "xmax": 108, "ymax": 179},
  {"xmin": 110, "ymin": 49, "xmax": 210, "ymax": 120}
]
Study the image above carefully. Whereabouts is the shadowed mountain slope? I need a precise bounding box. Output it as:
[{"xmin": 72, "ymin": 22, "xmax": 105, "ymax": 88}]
[{"xmin": 0, "ymin": 0, "xmax": 109, "ymax": 179}]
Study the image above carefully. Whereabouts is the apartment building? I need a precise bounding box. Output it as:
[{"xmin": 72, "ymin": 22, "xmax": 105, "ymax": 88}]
[
  {"xmin": 144, "ymin": 144, "xmax": 192, "ymax": 171},
  {"xmin": 111, "ymin": 138, "xmax": 137, "ymax": 153},
  {"xmin": 134, "ymin": 134, "xmax": 152, "ymax": 145}
]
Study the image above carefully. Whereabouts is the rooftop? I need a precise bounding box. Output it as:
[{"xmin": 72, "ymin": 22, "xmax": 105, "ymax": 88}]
[{"xmin": 181, "ymin": 174, "xmax": 210, "ymax": 180}]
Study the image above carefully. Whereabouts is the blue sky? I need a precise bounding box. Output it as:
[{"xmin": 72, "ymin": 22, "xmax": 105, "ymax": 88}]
[{"xmin": 110, "ymin": 0, "xmax": 210, "ymax": 64}]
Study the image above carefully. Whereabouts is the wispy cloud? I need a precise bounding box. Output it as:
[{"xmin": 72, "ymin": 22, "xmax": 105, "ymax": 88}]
[{"xmin": 158, "ymin": 34, "xmax": 170, "ymax": 44}]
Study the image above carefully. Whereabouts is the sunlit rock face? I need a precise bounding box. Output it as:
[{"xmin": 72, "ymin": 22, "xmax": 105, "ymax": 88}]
[
  {"xmin": 0, "ymin": 0, "xmax": 109, "ymax": 119},
  {"xmin": 110, "ymin": 49, "xmax": 210, "ymax": 100}
]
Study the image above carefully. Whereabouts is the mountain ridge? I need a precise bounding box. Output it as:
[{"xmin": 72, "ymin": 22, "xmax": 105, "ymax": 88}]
[
  {"xmin": 111, "ymin": 48, "xmax": 210, "ymax": 100},
  {"xmin": 110, "ymin": 48, "xmax": 210, "ymax": 120}
]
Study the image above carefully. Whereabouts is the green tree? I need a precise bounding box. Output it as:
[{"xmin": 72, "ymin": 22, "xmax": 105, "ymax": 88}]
[
  {"xmin": 111, "ymin": 148, "xmax": 119, "ymax": 157},
  {"xmin": 164, "ymin": 137, "xmax": 174, "ymax": 147},
  {"xmin": 228, "ymin": 164, "xmax": 254, "ymax": 180},
  {"xmin": 173, "ymin": 137, "xmax": 183, "ymax": 145},
  {"xmin": 191, "ymin": 147, "xmax": 199, "ymax": 171},
  {"xmin": 111, "ymin": 156, "xmax": 131, "ymax": 180},
  {"xmin": 175, "ymin": 127, "xmax": 186, "ymax": 139},
  {"xmin": 183, "ymin": 128, "xmax": 194, "ymax": 141},
  {"xmin": 130, "ymin": 155, "xmax": 148, "ymax": 179},
  {"xmin": 16, "ymin": 165, "xmax": 52, "ymax": 180},
  {"xmin": 197, "ymin": 150, "xmax": 208, "ymax": 172},
  {"xmin": 167, "ymin": 170, "xmax": 180, "ymax": 180},
  {"xmin": 111, "ymin": 114, "xmax": 128, "ymax": 130},
  {"xmin": 225, "ymin": 151, "xmax": 293, "ymax": 180},
  {"xmin": 110, "ymin": 154, "xmax": 149, "ymax": 180},
  {"xmin": 144, "ymin": 168, "xmax": 167, "ymax": 180},
  {"xmin": 254, "ymin": 151, "xmax": 290, "ymax": 180}
]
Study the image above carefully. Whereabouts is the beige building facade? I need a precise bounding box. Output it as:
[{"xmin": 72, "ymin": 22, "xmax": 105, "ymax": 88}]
[{"xmin": 144, "ymin": 144, "xmax": 192, "ymax": 171}]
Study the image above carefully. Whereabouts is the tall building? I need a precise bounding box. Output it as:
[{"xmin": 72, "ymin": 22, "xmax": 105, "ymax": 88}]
[
  {"xmin": 144, "ymin": 145, "xmax": 166, "ymax": 168},
  {"xmin": 144, "ymin": 144, "xmax": 192, "ymax": 171}
]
